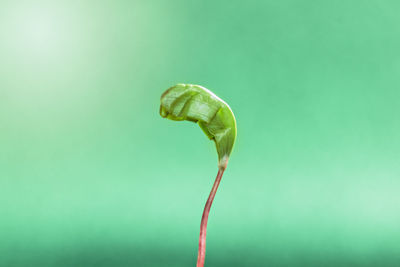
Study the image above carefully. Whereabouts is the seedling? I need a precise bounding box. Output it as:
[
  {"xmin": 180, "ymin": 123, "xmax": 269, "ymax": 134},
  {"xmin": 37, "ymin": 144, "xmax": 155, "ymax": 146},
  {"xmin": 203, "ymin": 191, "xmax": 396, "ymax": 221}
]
[{"xmin": 160, "ymin": 84, "xmax": 237, "ymax": 267}]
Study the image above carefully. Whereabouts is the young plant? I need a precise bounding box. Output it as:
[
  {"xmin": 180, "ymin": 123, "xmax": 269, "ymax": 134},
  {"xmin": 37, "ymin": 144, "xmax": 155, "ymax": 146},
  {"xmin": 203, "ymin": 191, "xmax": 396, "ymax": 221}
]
[{"xmin": 160, "ymin": 84, "xmax": 237, "ymax": 267}]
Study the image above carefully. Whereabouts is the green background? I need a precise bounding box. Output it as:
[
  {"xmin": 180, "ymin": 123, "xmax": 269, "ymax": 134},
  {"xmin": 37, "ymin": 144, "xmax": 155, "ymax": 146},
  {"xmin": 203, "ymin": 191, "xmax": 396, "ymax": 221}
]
[{"xmin": 1, "ymin": 0, "xmax": 400, "ymax": 266}]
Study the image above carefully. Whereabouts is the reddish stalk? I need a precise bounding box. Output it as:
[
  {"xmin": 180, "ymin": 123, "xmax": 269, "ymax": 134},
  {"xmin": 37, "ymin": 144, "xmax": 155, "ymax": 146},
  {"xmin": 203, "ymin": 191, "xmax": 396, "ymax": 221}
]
[{"xmin": 196, "ymin": 168, "xmax": 225, "ymax": 267}]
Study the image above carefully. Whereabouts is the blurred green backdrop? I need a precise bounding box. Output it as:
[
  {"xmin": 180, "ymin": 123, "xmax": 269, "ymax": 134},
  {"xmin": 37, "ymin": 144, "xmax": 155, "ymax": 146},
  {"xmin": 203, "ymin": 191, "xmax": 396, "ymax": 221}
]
[{"xmin": 1, "ymin": 0, "xmax": 400, "ymax": 266}]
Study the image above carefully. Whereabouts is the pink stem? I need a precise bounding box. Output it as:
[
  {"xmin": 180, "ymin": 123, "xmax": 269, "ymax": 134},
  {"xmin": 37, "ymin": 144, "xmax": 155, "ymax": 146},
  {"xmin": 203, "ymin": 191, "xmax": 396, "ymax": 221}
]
[{"xmin": 196, "ymin": 168, "xmax": 225, "ymax": 267}]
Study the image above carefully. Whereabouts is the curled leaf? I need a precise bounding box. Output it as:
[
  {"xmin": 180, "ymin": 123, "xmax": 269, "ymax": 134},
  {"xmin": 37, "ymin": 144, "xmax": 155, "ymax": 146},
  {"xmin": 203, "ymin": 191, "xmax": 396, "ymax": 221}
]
[{"xmin": 160, "ymin": 84, "xmax": 237, "ymax": 170}]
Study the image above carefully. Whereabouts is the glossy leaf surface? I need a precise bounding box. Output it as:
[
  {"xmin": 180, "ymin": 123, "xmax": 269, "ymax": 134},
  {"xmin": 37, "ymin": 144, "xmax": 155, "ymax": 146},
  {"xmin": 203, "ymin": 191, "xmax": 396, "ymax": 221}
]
[{"xmin": 160, "ymin": 84, "xmax": 236, "ymax": 169}]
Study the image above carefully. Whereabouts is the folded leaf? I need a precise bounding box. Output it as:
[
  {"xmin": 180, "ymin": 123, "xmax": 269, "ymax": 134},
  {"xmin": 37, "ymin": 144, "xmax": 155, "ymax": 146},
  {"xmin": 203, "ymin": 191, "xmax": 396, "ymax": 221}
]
[{"xmin": 160, "ymin": 84, "xmax": 237, "ymax": 169}]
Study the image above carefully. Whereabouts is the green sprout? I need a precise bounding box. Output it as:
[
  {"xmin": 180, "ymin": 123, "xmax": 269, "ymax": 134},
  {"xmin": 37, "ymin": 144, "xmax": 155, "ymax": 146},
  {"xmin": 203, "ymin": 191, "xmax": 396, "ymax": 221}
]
[{"xmin": 160, "ymin": 84, "xmax": 237, "ymax": 267}]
